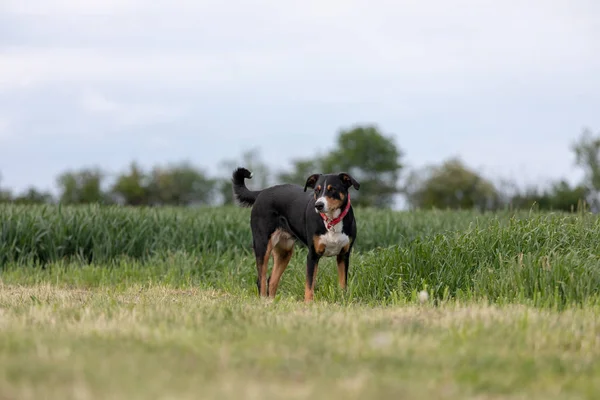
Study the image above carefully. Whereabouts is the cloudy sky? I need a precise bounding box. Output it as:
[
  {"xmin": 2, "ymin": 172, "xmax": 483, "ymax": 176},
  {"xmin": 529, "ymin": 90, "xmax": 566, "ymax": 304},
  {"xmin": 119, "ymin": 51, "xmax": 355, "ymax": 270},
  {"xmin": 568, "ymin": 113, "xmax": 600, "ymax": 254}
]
[{"xmin": 1, "ymin": 0, "xmax": 599, "ymax": 198}]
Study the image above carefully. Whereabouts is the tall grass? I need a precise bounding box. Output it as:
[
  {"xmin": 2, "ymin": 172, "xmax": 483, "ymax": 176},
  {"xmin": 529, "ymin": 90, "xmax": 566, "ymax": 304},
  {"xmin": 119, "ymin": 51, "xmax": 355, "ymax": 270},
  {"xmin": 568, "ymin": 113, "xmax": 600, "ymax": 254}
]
[
  {"xmin": 0, "ymin": 203, "xmax": 520, "ymax": 264},
  {"xmin": 1, "ymin": 204, "xmax": 252, "ymax": 264},
  {"xmin": 1, "ymin": 203, "xmax": 598, "ymax": 307}
]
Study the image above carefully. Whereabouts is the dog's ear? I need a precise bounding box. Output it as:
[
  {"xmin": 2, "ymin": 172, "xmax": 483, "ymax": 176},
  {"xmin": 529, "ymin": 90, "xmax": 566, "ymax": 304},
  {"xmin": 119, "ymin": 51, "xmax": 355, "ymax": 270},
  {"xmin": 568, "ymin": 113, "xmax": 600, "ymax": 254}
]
[
  {"xmin": 339, "ymin": 173, "xmax": 360, "ymax": 190},
  {"xmin": 303, "ymin": 174, "xmax": 321, "ymax": 192}
]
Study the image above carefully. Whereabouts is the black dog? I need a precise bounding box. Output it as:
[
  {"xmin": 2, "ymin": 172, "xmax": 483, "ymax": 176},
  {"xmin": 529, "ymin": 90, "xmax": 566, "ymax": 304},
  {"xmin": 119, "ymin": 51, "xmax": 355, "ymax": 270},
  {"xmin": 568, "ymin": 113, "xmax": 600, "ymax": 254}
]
[{"xmin": 231, "ymin": 167, "xmax": 360, "ymax": 302}]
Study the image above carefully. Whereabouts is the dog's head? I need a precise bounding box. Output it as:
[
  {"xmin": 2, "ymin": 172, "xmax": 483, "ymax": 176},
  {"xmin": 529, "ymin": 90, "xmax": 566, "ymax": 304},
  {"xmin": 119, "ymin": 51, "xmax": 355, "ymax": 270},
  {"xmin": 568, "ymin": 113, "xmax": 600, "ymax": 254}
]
[{"xmin": 303, "ymin": 172, "xmax": 360, "ymax": 214}]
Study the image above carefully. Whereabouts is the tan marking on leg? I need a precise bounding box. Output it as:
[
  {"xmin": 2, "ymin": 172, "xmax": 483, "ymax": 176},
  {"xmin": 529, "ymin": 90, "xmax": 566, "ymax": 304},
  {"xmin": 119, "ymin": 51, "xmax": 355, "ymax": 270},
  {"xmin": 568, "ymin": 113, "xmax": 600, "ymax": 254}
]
[
  {"xmin": 341, "ymin": 237, "xmax": 353, "ymax": 254},
  {"xmin": 336, "ymin": 254, "xmax": 347, "ymax": 289},
  {"xmin": 337, "ymin": 238, "xmax": 353, "ymax": 289},
  {"xmin": 269, "ymin": 246, "xmax": 293, "ymax": 298},
  {"xmin": 257, "ymin": 238, "xmax": 274, "ymax": 297},
  {"xmin": 342, "ymin": 242, "xmax": 351, "ymax": 253},
  {"xmin": 312, "ymin": 235, "xmax": 326, "ymax": 256},
  {"xmin": 304, "ymin": 264, "xmax": 319, "ymax": 303}
]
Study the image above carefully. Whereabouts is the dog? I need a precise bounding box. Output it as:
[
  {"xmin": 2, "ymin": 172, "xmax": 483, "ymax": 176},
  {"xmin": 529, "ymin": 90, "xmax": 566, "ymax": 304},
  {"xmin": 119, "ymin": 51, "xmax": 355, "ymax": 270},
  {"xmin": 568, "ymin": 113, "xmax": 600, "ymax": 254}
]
[{"xmin": 232, "ymin": 167, "xmax": 360, "ymax": 302}]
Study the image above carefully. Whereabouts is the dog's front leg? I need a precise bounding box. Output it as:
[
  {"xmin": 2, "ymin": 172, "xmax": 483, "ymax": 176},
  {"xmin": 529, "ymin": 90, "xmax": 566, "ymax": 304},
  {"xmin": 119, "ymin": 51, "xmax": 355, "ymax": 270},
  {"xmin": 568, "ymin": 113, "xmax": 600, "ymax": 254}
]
[
  {"xmin": 304, "ymin": 250, "xmax": 321, "ymax": 302},
  {"xmin": 336, "ymin": 251, "xmax": 351, "ymax": 290}
]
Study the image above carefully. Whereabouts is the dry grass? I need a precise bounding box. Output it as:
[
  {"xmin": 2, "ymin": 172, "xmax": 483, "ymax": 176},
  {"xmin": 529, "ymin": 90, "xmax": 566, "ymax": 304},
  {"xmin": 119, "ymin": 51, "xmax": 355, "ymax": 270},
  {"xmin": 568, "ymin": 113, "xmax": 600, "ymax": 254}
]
[{"xmin": 1, "ymin": 284, "xmax": 599, "ymax": 400}]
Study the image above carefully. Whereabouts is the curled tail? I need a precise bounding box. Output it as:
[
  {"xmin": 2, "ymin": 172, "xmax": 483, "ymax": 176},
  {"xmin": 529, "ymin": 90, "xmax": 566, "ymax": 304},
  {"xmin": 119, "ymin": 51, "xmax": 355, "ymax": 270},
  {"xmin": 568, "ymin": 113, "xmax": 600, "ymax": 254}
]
[{"xmin": 231, "ymin": 167, "xmax": 261, "ymax": 207}]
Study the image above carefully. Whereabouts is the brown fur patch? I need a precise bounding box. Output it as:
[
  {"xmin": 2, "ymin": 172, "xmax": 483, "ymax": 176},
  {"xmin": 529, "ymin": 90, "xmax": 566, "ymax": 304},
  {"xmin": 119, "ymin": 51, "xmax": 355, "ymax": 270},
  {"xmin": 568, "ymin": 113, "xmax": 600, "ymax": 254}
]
[
  {"xmin": 304, "ymin": 264, "xmax": 319, "ymax": 302},
  {"xmin": 325, "ymin": 196, "xmax": 343, "ymax": 211},
  {"xmin": 312, "ymin": 235, "xmax": 326, "ymax": 255},
  {"xmin": 269, "ymin": 246, "xmax": 293, "ymax": 298},
  {"xmin": 304, "ymin": 282, "xmax": 313, "ymax": 302},
  {"xmin": 257, "ymin": 240, "xmax": 273, "ymax": 297},
  {"xmin": 261, "ymin": 229, "xmax": 295, "ymax": 297},
  {"xmin": 342, "ymin": 242, "xmax": 351, "ymax": 253},
  {"xmin": 271, "ymin": 229, "xmax": 294, "ymax": 251},
  {"xmin": 336, "ymin": 255, "xmax": 347, "ymax": 289}
]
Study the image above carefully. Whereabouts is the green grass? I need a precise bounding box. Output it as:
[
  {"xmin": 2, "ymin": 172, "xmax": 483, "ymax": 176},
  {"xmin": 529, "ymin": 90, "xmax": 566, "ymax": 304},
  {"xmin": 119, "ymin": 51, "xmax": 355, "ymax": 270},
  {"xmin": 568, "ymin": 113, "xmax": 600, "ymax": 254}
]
[
  {"xmin": 1, "ymin": 204, "xmax": 600, "ymax": 398},
  {"xmin": 1, "ymin": 285, "xmax": 599, "ymax": 400},
  {"xmin": 0, "ymin": 203, "xmax": 531, "ymax": 263},
  {"xmin": 1, "ymin": 204, "xmax": 599, "ymax": 307}
]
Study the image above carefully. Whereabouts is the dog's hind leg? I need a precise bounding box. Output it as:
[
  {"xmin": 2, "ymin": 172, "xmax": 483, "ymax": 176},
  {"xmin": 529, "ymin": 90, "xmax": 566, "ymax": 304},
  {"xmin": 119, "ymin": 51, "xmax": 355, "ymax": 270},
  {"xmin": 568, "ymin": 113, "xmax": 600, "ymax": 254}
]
[
  {"xmin": 268, "ymin": 230, "xmax": 295, "ymax": 298},
  {"xmin": 254, "ymin": 238, "xmax": 273, "ymax": 297},
  {"xmin": 251, "ymin": 216, "xmax": 279, "ymax": 297}
]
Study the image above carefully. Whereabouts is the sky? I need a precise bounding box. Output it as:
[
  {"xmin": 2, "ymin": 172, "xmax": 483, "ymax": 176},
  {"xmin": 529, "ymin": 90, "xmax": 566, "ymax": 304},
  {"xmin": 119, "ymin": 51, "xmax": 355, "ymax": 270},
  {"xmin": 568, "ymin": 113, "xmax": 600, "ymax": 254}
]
[{"xmin": 1, "ymin": 0, "xmax": 599, "ymax": 202}]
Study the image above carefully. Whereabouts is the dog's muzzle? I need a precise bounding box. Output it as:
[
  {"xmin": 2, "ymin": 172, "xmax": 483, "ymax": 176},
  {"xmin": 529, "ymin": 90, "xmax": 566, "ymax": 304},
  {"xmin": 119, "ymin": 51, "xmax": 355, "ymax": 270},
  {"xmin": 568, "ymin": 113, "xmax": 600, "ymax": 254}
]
[{"xmin": 315, "ymin": 200, "xmax": 325, "ymax": 212}]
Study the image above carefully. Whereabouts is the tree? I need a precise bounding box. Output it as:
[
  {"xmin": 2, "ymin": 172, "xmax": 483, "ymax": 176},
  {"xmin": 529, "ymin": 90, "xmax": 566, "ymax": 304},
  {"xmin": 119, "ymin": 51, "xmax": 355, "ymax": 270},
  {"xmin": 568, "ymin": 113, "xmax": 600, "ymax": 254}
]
[
  {"xmin": 0, "ymin": 172, "xmax": 11, "ymax": 203},
  {"xmin": 507, "ymin": 185, "xmax": 549, "ymax": 210},
  {"xmin": 547, "ymin": 180, "xmax": 588, "ymax": 211},
  {"xmin": 509, "ymin": 180, "xmax": 588, "ymax": 212},
  {"xmin": 111, "ymin": 162, "xmax": 151, "ymax": 206},
  {"xmin": 277, "ymin": 158, "xmax": 320, "ymax": 186},
  {"xmin": 274, "ymin": 124, "xmax": 403, "ymax": 207},
  {"xmin": 405, "ymin": 158, "xmax": 500, "ymax": 210},
  {"xmin": 572, "ymin": 127, "xmax": 600, "ymax": 210},
  {"xmin": 0, "ymin": 190, "xmax": 10, "ymax": 203},
  {"xmin": 12, "ymin": 187, "xmax": 54, "ymax": 205},
  {"xmin": 147, "ymin": 161, "xmax": 216, "ymax": 206},
  {"xmin": 319, "ymin": 124, "xmax": 404, "ymax": 208},
  {"xmin": 56, "ymin": 167, "xmax": 109, "ymax": 204}
]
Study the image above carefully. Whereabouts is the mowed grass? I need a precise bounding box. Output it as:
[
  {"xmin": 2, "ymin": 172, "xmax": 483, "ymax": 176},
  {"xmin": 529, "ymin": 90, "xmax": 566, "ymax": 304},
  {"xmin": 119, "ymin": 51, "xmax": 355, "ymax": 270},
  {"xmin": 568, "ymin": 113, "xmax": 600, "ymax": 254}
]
[
  {"xmin": 1, "ymin": 284, "xmax": 600, "ymax": 400},
  {"xmin": 1, "ymin": 204, "xmax": 600, "ymax": 399}
]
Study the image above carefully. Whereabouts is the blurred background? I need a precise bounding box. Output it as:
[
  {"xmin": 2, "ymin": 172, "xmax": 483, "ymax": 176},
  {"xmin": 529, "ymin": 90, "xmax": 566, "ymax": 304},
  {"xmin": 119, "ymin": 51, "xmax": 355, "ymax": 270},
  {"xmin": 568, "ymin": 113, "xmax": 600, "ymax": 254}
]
[{"xmin": 1, "ymin": 0, "xmax": 599, "ymax": 211}]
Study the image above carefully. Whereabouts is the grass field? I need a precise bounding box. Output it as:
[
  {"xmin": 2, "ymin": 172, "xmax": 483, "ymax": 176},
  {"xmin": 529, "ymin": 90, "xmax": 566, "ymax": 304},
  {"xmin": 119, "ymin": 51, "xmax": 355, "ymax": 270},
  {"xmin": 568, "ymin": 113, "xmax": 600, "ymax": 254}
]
[{"xmin": 1, "ymin": 204, "xmax": 600, "ymax": 399}]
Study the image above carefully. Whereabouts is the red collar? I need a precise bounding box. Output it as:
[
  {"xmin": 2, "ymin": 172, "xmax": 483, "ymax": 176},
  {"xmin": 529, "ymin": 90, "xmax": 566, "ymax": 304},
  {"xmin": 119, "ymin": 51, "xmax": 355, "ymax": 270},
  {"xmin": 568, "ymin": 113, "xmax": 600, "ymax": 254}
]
[{"xmin": 320, "ymin": 193, "xmax": 351, "ymax": 231}]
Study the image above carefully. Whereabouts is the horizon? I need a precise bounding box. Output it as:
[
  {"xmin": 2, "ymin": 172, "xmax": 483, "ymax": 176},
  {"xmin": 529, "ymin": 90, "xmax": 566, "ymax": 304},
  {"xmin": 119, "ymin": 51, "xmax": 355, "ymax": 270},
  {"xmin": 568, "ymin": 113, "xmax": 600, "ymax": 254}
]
[{"xmin": 1, "ymin": 0, "xmax": 599, "ymax": 206}]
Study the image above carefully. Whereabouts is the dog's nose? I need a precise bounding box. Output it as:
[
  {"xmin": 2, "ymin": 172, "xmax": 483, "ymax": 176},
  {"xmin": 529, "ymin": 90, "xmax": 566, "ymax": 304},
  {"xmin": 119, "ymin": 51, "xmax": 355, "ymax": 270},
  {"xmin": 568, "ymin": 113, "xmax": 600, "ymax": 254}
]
[{"xmin": 315, "ymin": 202, "xmax": 324, "ymax": 211}]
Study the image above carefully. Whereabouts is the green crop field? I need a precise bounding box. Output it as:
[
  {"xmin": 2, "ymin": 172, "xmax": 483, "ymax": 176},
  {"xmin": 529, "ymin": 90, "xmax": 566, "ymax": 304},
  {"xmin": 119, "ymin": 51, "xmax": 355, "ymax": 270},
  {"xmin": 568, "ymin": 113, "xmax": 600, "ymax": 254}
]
[{"xmin": 1, "ymin": 204, "xmax": 600, "ymax": 399}]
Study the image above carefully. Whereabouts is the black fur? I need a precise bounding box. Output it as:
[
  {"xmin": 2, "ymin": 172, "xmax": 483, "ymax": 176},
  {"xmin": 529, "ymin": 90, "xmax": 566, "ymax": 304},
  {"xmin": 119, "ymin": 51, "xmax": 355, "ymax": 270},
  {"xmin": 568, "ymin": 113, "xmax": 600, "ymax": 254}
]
[
  {"xmin": 231, "ymin": 167, "xmax": 260, "ymax": 207},
  {"xmin": 232, "ymin": 167, "xmax": 360, "ymax": 301}
]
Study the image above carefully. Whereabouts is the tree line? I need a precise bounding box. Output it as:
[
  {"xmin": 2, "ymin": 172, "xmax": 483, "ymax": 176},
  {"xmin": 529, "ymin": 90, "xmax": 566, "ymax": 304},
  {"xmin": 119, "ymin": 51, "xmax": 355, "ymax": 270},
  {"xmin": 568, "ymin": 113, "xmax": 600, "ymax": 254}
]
[{"xmin": 1, "ymin": 124, "xmax": 599, "ymax": 212}]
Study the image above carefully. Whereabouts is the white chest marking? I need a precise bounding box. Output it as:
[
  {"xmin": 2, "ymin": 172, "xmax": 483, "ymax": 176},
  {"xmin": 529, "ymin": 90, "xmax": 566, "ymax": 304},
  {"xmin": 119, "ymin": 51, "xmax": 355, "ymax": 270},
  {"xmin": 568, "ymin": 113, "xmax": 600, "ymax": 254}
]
[{"xmin": 317, "ymin": 221, "xmax": 350, "ymax": 257}]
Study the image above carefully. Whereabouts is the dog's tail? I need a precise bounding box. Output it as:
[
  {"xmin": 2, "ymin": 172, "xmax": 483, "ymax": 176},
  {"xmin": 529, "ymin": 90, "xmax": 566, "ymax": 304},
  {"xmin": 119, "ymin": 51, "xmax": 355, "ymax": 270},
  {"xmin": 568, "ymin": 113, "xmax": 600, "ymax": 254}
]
[{"xmin": 231, "ymin": 167, "xmax": 261, "ymax": 207}]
